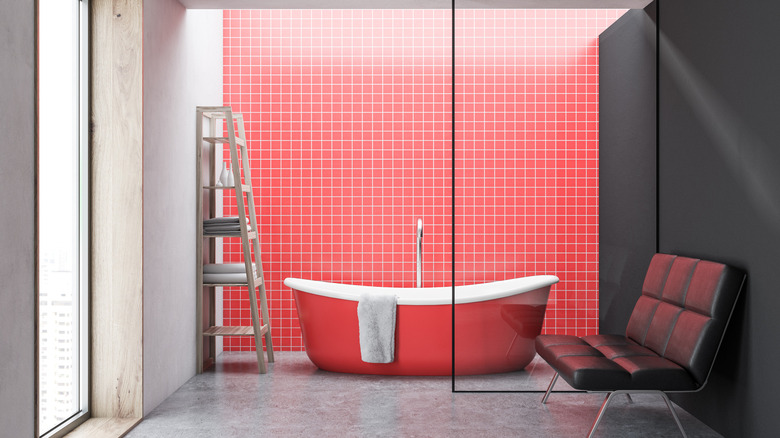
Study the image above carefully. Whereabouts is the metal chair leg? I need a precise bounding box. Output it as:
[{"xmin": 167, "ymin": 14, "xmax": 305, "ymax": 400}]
[
  {"xmin": 587, "ymin": 392, "xmax": 617, "ymax": 438},
  {"xmin": 659, "ymin": 393, "xmax": 688, "ymax": 438},
  {"xmin": 541, "ymin": 372, "xmax": 559, "ymax": 404},
  {"xmin": 585, "ymin": 391, "xmax": 688, "ymax": 438}
]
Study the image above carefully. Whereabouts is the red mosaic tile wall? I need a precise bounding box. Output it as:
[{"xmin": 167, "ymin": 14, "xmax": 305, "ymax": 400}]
[{"xmin": 222, "ymin": 9, "xmax": 624, "ymax": 351}]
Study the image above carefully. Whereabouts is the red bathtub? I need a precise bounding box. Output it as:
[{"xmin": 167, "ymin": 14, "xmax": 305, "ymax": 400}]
[{"xmin": 284, "ymin": 276, "xmax": 558, "ymax": 376}]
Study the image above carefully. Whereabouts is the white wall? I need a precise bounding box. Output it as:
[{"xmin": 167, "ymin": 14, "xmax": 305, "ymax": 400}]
[
  {"xmin": 143, "ymin": 1, "xmax": 222, "ymax": 415},
  {"xmin": 0, "ymin": 1, "xmax": 36, "ymax": 435}
]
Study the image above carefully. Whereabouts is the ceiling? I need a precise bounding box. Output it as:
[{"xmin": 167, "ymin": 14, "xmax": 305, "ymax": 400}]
[{"xmin": 180, "ymin": 0, "xmax": 653, "ymax": 10}]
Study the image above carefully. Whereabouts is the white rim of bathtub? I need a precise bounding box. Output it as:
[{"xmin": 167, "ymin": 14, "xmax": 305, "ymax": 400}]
[{"xmin": 283, "ymin": 275, "xmax": 559, "ymax": 306}]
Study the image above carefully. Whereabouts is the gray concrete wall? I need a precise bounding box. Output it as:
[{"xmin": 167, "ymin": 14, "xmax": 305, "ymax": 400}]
[
  {"xmin": 143, "ymin": 1, "xmax": 223, "ymax": 415},
  {"xmin": 657, "ymin": 0, "xmax": 780, "ymax": 435},
  {"xmin": 598, "ymin": 6, "xmax": 657, "ymax": 334},
  {"xmin": 0, "ymin": 1, "xmax": 36, "ymax": 435}
]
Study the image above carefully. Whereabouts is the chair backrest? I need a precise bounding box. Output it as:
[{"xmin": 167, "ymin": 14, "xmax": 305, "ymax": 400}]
[{"xmin": 625, "ymin": 253, "xmax": 745, "ymax": 387}]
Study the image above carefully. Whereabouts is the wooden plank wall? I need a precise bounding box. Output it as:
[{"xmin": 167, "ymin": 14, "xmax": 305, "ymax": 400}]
[{"xmin": 89, "ymin": 0, "xmax": 144, "ymax": 421}]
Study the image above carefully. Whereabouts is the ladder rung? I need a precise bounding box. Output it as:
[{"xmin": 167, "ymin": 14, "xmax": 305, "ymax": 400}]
[
  {"xmin": 202, "ymin": 136, "xmax": 246, "ymax": 147},
  {"xmin": 203, "ymin": 324, "xmax": 267, "ymax": 337}
]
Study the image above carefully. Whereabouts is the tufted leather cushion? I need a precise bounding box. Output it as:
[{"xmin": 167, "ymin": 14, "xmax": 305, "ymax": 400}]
[{"xmin": 535, "ymin": 253, "xmax": 744, "ymax": 392}]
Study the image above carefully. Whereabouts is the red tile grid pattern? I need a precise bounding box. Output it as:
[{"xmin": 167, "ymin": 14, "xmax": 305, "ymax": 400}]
[{"xmin": 222, "ymin": 9, "xmax": 625, "ymax": 351}]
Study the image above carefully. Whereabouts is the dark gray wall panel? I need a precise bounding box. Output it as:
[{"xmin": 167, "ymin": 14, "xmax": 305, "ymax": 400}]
[
  {"xmin": 658, "ymin": 0, "xmax": 780, "ymax": 435},
  {"xmin": 598, "ymin": 6, "xmax": 657, "ymax": 335}
]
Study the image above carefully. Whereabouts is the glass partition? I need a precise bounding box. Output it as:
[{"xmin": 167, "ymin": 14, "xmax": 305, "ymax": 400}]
[
  {"xmin": 219, "ymin": 5, "xmax": 452, "ymax": 360},
  {"xmin": 452, "ymin": 5, "xmax": 627, "ymax": 391}
]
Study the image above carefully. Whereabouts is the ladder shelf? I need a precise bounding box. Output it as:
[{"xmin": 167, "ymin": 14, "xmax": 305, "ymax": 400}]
[{"xmin": 195, "ymin": 106, "xmax": 274, "ymax": 374}]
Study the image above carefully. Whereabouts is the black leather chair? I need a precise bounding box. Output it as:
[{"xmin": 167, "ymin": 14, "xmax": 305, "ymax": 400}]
[{"xmin": 535, "ymin": 254, "xmax": 745, "ymax": 437}]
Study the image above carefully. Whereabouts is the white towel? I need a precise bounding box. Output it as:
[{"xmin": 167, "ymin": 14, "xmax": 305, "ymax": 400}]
[
  {"xmin": 202, "ymin": 271, "xmax": 256, "ymax": 284},
  {"xmin": 203, "ymin": 263, "xmax": 255, "ymax": 274},
  {"xmin": 357, "ymin": 291, "xmax": 397, "ymax": 364}
]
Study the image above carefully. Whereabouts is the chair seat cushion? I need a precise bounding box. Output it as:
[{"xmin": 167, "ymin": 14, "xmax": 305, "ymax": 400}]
[
  {"xmin": 535, "ymin": 334, "xmax": 699, "ymax": 391},
  {"xmin": 556, "ymin": 355, "xmax": 632, "ymax": 390},
  {"xmin": 582, "ymin": 334, "xmax": 657, "ymax": 360},
  {"xmin": 613, "ymin": 356, "xmax": 698, "ymax": 390},
  {"xmin": 535, "ymin": 335, "xmax": 600, "ymax": 367}
]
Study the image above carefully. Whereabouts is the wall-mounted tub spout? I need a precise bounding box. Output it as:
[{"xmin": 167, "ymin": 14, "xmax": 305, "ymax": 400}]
[{"xmin": 416, "ymin": 219, "xmax": 423, "ymax": 288}]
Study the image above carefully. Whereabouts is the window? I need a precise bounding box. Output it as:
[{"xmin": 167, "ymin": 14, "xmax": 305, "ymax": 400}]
[{"xmin": 37, "ymin": 0, "xmax": 89, "ymax": 436}]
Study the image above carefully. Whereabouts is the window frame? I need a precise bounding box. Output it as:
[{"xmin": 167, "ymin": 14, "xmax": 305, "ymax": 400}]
[{"xmin": 36, "ymin": 0, "xmax": 90, "ymax": 436}]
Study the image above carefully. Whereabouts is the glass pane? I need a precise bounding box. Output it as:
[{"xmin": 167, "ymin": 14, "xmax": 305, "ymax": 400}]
[
  {"xmin": 38, "ymin": 0, "xmax": 84, "ymax": 433},
  {"xmin": 452, "ymin": 5, "xmax": 627, "ymax": 390},
  {"xmin": 219, "ymin": 5, "xmax": 452, "ymax": 367}
]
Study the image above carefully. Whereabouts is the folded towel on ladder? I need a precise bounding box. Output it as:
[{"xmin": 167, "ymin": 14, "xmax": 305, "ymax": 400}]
[{"xmin": 357, "ymin": 291, "xmax": 397, "ymax": 363}]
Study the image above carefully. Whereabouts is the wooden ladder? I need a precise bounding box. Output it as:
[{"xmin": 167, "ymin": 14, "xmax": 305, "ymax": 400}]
[{"xmin": 195, "ymin": 106, "xmax": 274, "ymax": 374}]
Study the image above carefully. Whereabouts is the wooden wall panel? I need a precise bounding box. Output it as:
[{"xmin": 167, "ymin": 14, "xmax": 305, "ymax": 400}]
[{"xmin": 89, "ymin": 0, "xmax": 143, "ymax": 420}]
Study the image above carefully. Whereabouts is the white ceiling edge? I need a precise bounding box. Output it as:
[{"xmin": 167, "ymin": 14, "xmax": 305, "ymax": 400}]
[{"xmin": 180, "ymin": 0, "xmax": 653, "ymax": 10}]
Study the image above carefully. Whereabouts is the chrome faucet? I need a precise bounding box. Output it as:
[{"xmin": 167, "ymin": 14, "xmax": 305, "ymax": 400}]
[{"xmin": 416, "ymin": 219, "xmax": 423, "ymax": 288}]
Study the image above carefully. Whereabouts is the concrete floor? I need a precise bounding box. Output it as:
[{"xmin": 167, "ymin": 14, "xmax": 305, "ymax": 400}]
[{"xmin": 128, "ymin": 352, "xmax": 722, "ymax": 437}]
